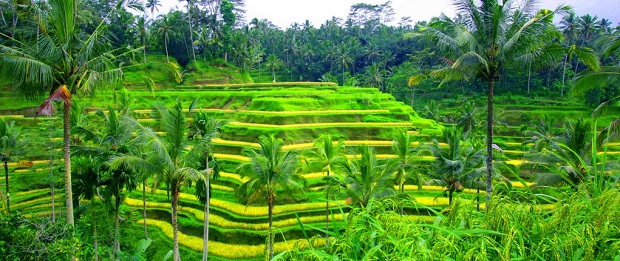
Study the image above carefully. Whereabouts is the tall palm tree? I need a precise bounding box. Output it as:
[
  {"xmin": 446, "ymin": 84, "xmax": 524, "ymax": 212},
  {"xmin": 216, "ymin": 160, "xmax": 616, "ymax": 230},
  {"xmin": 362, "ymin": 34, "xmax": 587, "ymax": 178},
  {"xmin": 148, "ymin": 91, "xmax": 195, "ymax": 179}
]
[
  {"xmin": 337, "ymin": 44, "xmax": 353, "ymax": 85},
  {"xmin": 409, "ymin": 0, "xmax": 572, "ymax": 209},
  {"xmin": 265, "ymin": 54, "xmax": 283, "ymax": 82},
  {"xmin": 155, "ymin": 15, "xmax": 173, "ymax": 63},
  {"xmin": 71, "ymin": 156, "xmax": 101, "ymax": 261},
  {"xmin": 146, "ymin": 0, "xmax": 161, "ymax": 18},
  {"xmin": 73, "ymin": 105, "xmax": 138, "ymax": 259},
  {"xmin": 188, "ymin": 111, "xmax": 225, "ymax": 261},
  {"xmin": 333, "ymin": 145, "xmax": 395, "ymax": 208},
  {"xmin": 425, "ymin": 128, "xmax": 486, "ymax": 205},
  {"xmin": 387, "ymin": 130, "xmax": 421, "ymax": 216},
  {"xmin": 0, "ymin": 0, "xmax": 138, "ymax": 227},
  {"xmin": 304, "ymin": 134, "xmax": 346, "ymax": 246},
  {"xmin": 0, "ymin": 118, "xmax": 27, "ymax": 213},
  {"xmin": 180, "ymin": 0, "xmax": 197, "ymax": 63},
  {"xmin": 235, "ymin": 135, "xmax": 305, "ymax": 259},
  {"xmin": 110, "ymin": 101, "xmax": 208, "ymax": 261}
]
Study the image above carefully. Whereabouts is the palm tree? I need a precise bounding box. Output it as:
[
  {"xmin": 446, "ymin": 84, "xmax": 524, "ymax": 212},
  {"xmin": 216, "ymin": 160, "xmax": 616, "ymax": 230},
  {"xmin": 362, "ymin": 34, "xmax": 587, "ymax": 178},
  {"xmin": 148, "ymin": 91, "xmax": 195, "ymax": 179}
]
[
  {"xmin": 337, "ymin": 45, "xmax": 353, "ymax": 85},
  {"xmin": 180, "ymin": 0, "xmax": 197, "ymax": 64},
  {"xmin": 110, "ymin": 101, "xmax": 208, "ymax": 261},
  {"xmin": 188, "ymin": 111, "xmax": 225, "ymax": 261},
  {"xmin": 0, "ymin": 0, "xmax": 137, "ymax": 227},
  {"xmin": 235, "ymin": 135, "xmax": 305, "ymax": 259},
  {"xmin": 146, "ymin": 0, "xmax": 161, "ymax": 18},
  {"xmin": 304, "ymin": 134, "xmax": 346, "ymax": 246},
  {"xmin": 73, "ymin": 105, "xmax": 138, "ymax": 259},
  {"xmin": 0, "ymin": 118, "xmax": 26, "ymax": 213},
  {"xmin": 265, "ymin": 54, "xmax": 283, "ymax": 82},
  {"xmin": 387, "ymin": 130, "xmax": 421, "ymax": 216},
  {"xmin": 155, "ymin": 15, "xmax": 173, "ymax": 63},
  {"xmin": 409, "ymin": 0, "xmax": 571, "ymax": 209},
  {"xmin": 456, "ymin": 102, "xmax": 481, "ymax": 139},
  {"xmin": 71, "ymin": 156, "xmax": 101, "ymax": 261},
  {"xmin": 333, "ymin": 145, "xmax": 395, "ymax": 208},
  {"xmin": 425, "ymin": 128, "xmax": 486, "ymax": 205}
]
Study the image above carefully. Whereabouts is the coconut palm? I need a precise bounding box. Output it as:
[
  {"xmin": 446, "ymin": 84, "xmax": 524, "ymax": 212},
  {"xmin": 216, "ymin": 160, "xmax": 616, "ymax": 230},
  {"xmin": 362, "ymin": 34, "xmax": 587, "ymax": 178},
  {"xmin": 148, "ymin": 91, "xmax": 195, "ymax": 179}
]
[
  {"xmin": 146, "ymin": 0, "xmax": 161, "ymax": 18},
  {"xmin": 408, "ymin": 0, "xmax": 575, "ymax": 209},
  {"xmin": 0, "ymin": 118, "xmax": 27, "ymax": 213},
  {"xmin": 155, "ymin": 15, "xmax": 173, "ymax": 62},
  {"xmin": 0, "ymin": 0, "xmax": 140, "ymax": 227},
  {"xmin": 265, "ymin": 54, "xmax": 283, "ymax": 82},
  {"xmin": 235, "ymin": 135, "xmax": 305, "ymax": 259},
  {"xmin": 71, "ymin": 156, "xmax": 101, "ymax": 261},
  {"xmin": 337, "ymin": 44, "xmax": 353, "ymax": 85},
  {"xmin": 109, "ymin": 101, "xmax": 208, "ymax": 261},
  {"xmin": 73, "ymin": 105, "xmax": 138, "ymax": 259},
  {"xmin": 180, "ymin": 0, "xmax": 197, "ymax": 63},
  {"xmin": 425, "ymin": 128, "xmax": 486, "ymax": 205},
  {"xmin": 304, "ymin": 134, "xmax": 346, "ymax": 246},
  {"xmin": 333, "ymin": 145, "xmax": 395, "ymax": 208},
  {"xmin": 387, "ymin": 130, "xmax": 422, "ymax": 216},
  {"xmin": 188, "ymin": 111, "xmax": 225, "ymax": 261}
]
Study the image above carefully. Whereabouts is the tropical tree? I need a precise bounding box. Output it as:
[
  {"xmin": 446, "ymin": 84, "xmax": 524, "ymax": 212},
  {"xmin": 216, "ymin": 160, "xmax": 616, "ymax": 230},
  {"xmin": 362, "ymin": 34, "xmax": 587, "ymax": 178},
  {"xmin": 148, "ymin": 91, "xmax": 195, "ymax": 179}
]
[
  {"xmin": 73, "ymin": 105, "xmax": 139, "ymax": 259},
  {"xmin": 71, "ymin": 156, "xmax": 101, "ymax": 261},
  {"xmin": 180, "ymin": 0, "xmax": 196, "ymax": 63},
  {"xmin": 155, "ymin": 15, "xmax": 173, "ymax": 62},
  {"xmin": 425, "ymin": 128, "xmax": 486, "ymax": 205},
  {"xmin": 0, "ymin": 119, "xmax": 26, "ymax": 213},
  {"xmin": 235, "ymin": 135, "xmax": 305, "ymax": 259},
  {"xmin": 188, "ymin": 111, "xmax": 225, "ymax": 261},
  {"xmin": 0, "ymin": 0, "xmax": 141, "ymax": 227},
  {"xmin": 304, "ymin": 134, "xmax": 346, "ymax": 246},
  {"xmin": 146, "ymin": 0, "xmax": 161, "ymax": 18},
  {"xmin": 109, "ymin": 101, "xmax": 208, "ymax": 261},
  {"xmin": 265, "ymin": 54, "xmax": 283, "ymax": 82},
  {"xmin": 387, "ymin": 130, "xmax": 421, "ymax": 215},
  {"xmin": 409, "ymin": 0, "xmax": 577, "ymax": 209},
  {"xmin": 337, "ymin": 44, "xmax": 353, "ymax": 85},
  {"xmin": 333, "ymin": 145, "xmax": 395, "ymax": 208}
]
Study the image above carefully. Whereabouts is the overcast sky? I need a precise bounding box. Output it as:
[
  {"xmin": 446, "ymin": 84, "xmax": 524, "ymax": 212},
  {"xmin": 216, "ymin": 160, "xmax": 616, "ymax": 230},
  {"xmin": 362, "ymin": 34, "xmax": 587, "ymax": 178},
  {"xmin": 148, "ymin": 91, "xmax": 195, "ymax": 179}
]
[{"xmin": 160, "ymin": 0, "xmax": 619, "ymax": 29}]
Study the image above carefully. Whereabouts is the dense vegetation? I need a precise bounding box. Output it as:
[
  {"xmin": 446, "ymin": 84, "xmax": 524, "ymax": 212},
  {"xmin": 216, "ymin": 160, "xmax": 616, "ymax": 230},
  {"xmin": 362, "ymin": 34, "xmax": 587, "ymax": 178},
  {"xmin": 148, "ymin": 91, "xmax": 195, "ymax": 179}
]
[{"xmin": 1, "ymin": 0, "xmax": 620, "ymax": 260}]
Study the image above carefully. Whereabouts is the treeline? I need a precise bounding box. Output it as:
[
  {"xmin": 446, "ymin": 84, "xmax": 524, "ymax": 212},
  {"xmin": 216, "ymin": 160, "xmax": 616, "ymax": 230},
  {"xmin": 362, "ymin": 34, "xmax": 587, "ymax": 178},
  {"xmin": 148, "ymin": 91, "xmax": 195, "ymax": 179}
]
[{"xmin": 1, "ymin": 0, "xmax": 618, "ymax": 105}]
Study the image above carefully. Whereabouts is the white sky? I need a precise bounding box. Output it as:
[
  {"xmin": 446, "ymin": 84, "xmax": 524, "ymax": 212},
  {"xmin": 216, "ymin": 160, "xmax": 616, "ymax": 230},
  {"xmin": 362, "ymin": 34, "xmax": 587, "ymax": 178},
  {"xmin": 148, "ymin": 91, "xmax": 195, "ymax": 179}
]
[{"xmin": 158, "ymin": 0, "xmax": 619, "ymax": 29}]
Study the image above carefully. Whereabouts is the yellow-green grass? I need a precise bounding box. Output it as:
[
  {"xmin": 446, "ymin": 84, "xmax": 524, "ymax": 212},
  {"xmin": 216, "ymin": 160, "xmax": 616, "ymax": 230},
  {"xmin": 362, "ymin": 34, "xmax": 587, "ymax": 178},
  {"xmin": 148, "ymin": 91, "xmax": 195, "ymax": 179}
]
[
  {"xmin": 225, "ymin": 121, "xmax": 413, "ymax": 130},
  {"xmin": 6, "ymin": 159, "xmax": 61, "ymax": 167},
  {"xmin": 147, "ymin": 188, "xmax": 343, "ymax": 217},
  {"xmin": 145, "ymin": 218, "xmax": 323, "ymax": 259},
  {"xmin": 24, "ymin": 210, "xmax": 62, "ymax": 219},
  {"xmin": 215, "ymin": 152, "xmax": 433, "ymax": 163},
  {"xmin": 11, "ymin": 195, "xmax": 64, "ymax": 210},
  {"xmin": 213, "ymin": 138, "xmax": 448, "ymax": 150},
  {"xmin": 14, "ymin": 168, "xmax": 50, "ymax": 173},
  {"xmin": 126, "ymin": 198, "xmax": 345, "ymax": 230}
]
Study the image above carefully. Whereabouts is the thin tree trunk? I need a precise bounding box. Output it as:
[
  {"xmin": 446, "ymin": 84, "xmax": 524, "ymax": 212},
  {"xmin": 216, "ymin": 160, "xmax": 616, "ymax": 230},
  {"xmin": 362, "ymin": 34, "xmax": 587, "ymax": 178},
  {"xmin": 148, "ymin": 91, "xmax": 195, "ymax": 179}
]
[
  {"xmin": 410, "ymin": 87, "xmax": 415, "ymax": 108},
  {"xmin": 400, "ymin": 169, "xmax": 405, "ymax": 216},
  {"xmin": 63, "ymin": 102, "xmax": 74, "ymax": 227},
  {"xmin": 172, "ymin": 188, "xmax": 180, "ymax": 261},
  {"xmin": 49, "ymin": 154, "xmax": 55, "ymax": 223},
  {"xmin": 113, "ymin": 196, "xmax": 120, "ymax": 259},
  {"xmin": 527, "ymin": 63, "xmax": 531, "ymax": 94},
  {"xmin": 165, "ymin": 34, "xmax": 170, "ymax": 63},
  {"xmin": 143, "ymin": 180, "xmax": 148, "ymax": 239},
  {"xmin": 476, "ymin": 181, "xmax": 480, "ymax": 211},
  {"xmin": 268, "ymin": 195, "xmax": 274, "ymax": 259},
  {"xmin": 562, "ymin": 54, "xmax": 568, "ymax": 96},
  {"xmin": 325, "ymin": 170, "xmax": 330, "ymax": 247},
  {"xmin": 202, "ymin": 158, "xmax": 210, "ymax": 261},
  {"xmin": 4, "ymin": 160, "xmax": 8, "ymax": 213},
  {"xmin": 93, "ymin": 203, "xmax": 99, "ymax": 261},
  {"xmin": 449, "ymin": 189, "xmax": 453, "ymax": 205},
  {"xmin": 485, "ymin": 80, "xmax": 495, "ymax": 211},
  {"xmin": 187, "ymin": 1, "xmax": 196, "ymax": 64}
]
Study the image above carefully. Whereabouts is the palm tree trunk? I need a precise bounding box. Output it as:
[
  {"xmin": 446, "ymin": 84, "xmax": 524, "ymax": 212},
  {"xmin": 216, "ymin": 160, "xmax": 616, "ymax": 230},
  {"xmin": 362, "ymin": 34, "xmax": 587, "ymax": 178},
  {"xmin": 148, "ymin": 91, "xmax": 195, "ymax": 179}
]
[
  {"xmin": 143, "ymin": 180, "xmax": 148, "ymax": 239},
  {"xmin": 400, "ymin": 169, "xmax": 405, "ymax": 216},
  {"xmin": 172, "ymin": 187, "xmax": 180, "ymax": 261},
  {"xmin": 449, "ymin": 189, "xmax": 453, "ymax": 205},
  {"xmin": 63, "ymin": 102, "xmax": 74, "ymax": 227},
  {"xmin": 485, "ymin": 80, "xmax": 495, "ymax": 211},
  {"xmin": 410, "ymin": 87, "xmax": 415, "ymax": 108},
  {"xmin": 202, "ymin": 158, "xmax": 210, "ymax": 261},
  {"xmin": 113, "ymin": 196, "xmax": 120, "ymax": 259},
  {"xmin": 49, "ymin": 154, "xmax": 55, "ymax": 223},
  {"xmin": 527, "ymin": 62, "xmax": 532, "ymax": 94},
  {"xmin": 268, "ymin": 195, "xmax": 274, "ymax": 259},
  {"xmin": 4, "ymin": 160, "xmax": 8, "ymax": 213},
  {"xmin": 165, "ymin": 34, "xmax": 170, "ymax": 63},
  {"xmin": 562, "ymin": 54, "xmax": 568, "ymax": 96},
  {"xmin": 93, "ymin": 203, "xmax": 99, "ymax": 261},
  {"xmin": 187, "ymin": 1, "xmax": 196, "ymax": 64},
  {"xmin": 325, "ymin": 170, "xmax": 330, "ymax": 247}
]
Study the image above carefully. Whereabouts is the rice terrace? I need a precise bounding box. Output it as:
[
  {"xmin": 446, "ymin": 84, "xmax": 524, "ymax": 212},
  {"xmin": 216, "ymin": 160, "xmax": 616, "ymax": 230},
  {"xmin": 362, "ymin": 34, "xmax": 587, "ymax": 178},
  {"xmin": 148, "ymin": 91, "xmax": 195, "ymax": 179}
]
[{"xmin": 1, "ymin": 0, "xmax": 620, "ymax": 260}]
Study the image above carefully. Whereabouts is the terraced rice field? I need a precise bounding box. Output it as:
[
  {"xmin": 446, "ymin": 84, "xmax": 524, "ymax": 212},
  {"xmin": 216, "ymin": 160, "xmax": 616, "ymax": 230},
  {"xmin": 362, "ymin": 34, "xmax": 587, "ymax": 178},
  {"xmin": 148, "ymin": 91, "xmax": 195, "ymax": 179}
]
[{"xmin": 3, "ymin": 82, "xmax": 614, "ymax": 259}]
